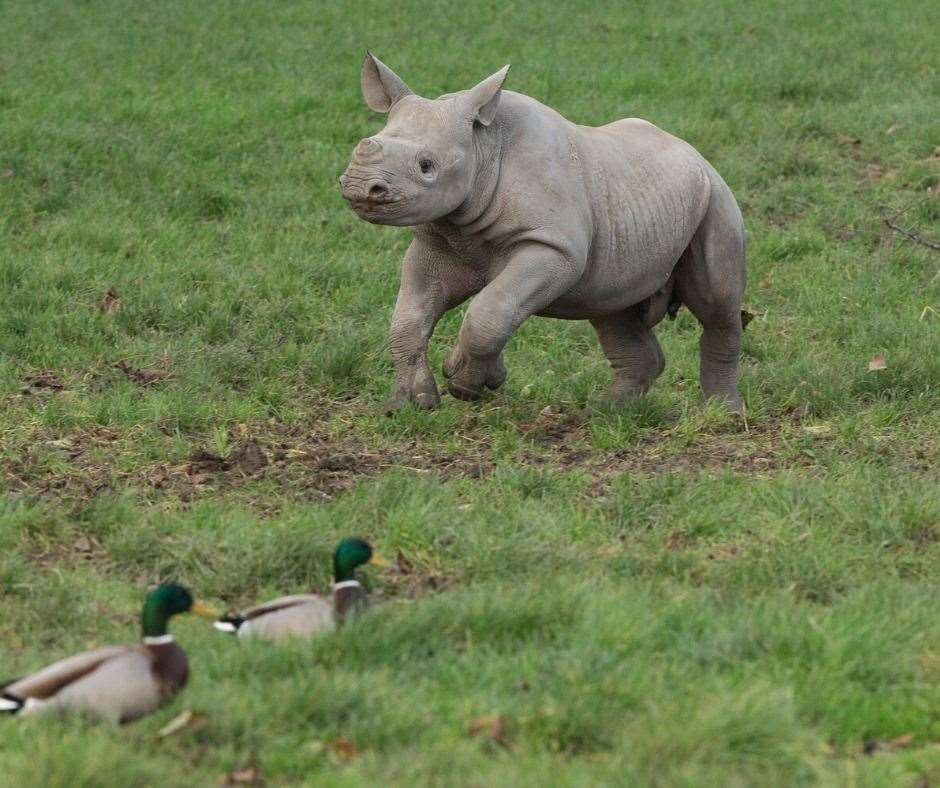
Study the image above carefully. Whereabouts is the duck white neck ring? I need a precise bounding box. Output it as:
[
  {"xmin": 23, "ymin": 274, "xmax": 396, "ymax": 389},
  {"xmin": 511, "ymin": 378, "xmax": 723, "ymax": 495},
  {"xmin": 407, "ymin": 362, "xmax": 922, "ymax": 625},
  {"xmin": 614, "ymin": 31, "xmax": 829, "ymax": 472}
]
[
  {"xmin": 333, "ymin": 580, "xmax": 362, "ymax": 591},
  {"xmin": 143, "ymin": 634, "xmax": 175, "ymax": 645}
]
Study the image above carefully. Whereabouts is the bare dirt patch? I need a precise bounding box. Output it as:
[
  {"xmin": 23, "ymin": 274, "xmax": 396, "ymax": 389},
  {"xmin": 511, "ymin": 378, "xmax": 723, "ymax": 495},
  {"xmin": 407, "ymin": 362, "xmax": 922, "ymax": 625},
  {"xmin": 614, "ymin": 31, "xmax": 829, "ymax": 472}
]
[
  {"xmin": 374, "ymin": 549, "xmax": 459, "ymax": 600},
  {"xmin": 3, "ymin": 401, "xmax": 933, "ymax": 510},
  {"xmin": 114, "ymin": 360, "xmax": 171, "ymax": 387},
  {"xmin": 515, "ymin": 406, "xmax": 825, "ymax": 481},
  {"xmin": 143, "ymin": 425, "xmax": 496, "ymax": 504},
  {"xmin": 25, "ymin": 533, "xmax": 111, "ymax": 572},
  {"xmin": 1, "ymin": 418, "xmax": 493, "ymax": 509},
  {"xmin": 20, "ymin": 370, "xmax": 66, "ymax": 395}
]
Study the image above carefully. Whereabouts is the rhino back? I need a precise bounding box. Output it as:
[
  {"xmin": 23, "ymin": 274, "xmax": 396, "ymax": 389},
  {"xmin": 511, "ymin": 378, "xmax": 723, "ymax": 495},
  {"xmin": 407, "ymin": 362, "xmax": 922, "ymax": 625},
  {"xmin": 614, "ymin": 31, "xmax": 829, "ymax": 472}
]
[
  {"xmin": 551, "ymin": 118, "xmax": 712, "ymax": 316},
  {"xmin": 487, "ymin": 99, "xmax": 711, "ymax": 317}
]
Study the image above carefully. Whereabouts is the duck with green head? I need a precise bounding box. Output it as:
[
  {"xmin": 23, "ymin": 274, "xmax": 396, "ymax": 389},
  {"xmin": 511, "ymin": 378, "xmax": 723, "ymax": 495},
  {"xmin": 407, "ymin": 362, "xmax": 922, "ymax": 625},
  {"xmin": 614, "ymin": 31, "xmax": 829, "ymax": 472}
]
[
  {"xmin": 214, "ymin": 537, "xmax": 387, "ymax": 641},
  {"xmin": 0, "ymin": 584, "xmax": 217, "ymax": 723}
]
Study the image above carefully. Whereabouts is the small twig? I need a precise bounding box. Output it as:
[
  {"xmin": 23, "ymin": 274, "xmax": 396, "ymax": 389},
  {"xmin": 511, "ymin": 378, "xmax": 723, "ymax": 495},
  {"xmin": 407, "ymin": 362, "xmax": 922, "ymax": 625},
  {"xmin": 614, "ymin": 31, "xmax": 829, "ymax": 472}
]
[
  {"xmin": 456, "ymin": 432, "xmax": 486, "ymax": 444},
  {"xmin": 882, "ymin": 202, "xmax": 917, "ymax": 222},
  {"xmin": 883, "ymin": 217, "xmax": 940, "ymax": 252},
  {"xmin": 784, "ymin": 195, "xmax": 814, "ymax": 210}
]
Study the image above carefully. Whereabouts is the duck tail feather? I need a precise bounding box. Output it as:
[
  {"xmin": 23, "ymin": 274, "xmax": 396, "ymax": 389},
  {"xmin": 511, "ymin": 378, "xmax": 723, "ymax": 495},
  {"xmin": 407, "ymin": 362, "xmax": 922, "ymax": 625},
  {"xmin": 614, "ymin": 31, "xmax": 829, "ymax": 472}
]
[
  {"xmin": 213, "ymin": 614, "xmax": 245, "ymax": 634},
  {"xmin": 0, "ymin": 692, "xmax": 24, "ymax": 713}
]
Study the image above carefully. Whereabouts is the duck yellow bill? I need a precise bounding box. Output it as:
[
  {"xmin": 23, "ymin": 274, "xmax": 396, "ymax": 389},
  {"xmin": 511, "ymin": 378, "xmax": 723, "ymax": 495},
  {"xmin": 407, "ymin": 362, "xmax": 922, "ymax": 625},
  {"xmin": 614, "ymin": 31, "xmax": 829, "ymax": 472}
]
[
  {"xmin": 191, "ymin": 601, "xmax": 220, "ymax": 618},
  {"xmin": 370, "ymin": 554, "xmax": 391, "ymax": 568}
]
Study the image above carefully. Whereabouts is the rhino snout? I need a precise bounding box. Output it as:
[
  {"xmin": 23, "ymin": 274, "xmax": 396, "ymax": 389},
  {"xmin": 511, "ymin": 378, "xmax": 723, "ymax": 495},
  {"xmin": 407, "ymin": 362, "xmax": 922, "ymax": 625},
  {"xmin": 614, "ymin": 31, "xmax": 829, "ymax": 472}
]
[{"xmin": 339, "ymin": 172, "xmax": 396, "ymax": 204}]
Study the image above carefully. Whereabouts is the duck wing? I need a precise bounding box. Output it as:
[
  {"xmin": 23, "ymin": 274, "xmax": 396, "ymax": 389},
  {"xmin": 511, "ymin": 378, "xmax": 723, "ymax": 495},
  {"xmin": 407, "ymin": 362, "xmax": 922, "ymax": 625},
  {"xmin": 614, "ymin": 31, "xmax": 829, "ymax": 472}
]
[
  {"xmin": 50, "ymin": 646, "xmax": 166, "ymax": 723},
  {"xmin": 15, "ymin": 646, "xmax": 166, "ymax": 722},
  {"xmin": 236, "ymin": 594, "xmax": 334, "ymax": 641},
  {"xmin": 2, "ymin": 646, "xmax": 165, "ymax": 722},
  {"xmin": 3, "ymin": 646, "xmax": 130, "ymax": 705},
  {"xmin": 240, "ymin": 593, "xmax": 330, "ymax": 618}
]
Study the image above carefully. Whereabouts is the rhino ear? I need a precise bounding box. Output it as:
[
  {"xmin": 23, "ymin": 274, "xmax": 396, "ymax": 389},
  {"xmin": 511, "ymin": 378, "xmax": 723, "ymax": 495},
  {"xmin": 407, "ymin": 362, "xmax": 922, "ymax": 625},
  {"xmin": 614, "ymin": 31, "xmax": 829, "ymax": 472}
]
[
  {"xmin": 361, "ymin": 52, "xmax": 413, "ymax": 113},
  {"xmin": 466, "ymin": 65, "xmax": 510, "ymax": 126}
]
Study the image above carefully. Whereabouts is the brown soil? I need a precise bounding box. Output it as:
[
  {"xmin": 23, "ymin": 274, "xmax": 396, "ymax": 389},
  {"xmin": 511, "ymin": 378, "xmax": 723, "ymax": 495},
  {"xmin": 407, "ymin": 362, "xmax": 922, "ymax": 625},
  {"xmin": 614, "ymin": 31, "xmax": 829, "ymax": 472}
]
[{"xmin": 4, "ymin": 379, "xmax": 935, "ymax": 511}]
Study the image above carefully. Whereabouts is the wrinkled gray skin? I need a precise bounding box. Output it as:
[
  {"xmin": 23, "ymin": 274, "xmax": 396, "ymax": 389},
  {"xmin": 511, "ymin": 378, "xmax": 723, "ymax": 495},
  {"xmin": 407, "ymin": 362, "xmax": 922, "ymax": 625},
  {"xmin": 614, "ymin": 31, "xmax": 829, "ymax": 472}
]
[{"xmin": 339, "ymin": 54, "xmax": 746, "ymax": 413}]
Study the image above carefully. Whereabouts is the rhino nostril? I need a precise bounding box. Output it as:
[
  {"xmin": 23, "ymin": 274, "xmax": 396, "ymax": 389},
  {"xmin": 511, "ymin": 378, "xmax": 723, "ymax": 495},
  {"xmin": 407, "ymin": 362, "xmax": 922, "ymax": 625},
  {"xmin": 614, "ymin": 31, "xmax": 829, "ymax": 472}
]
[{"xmin": 369, "ymin": 183, "xmax": 389, "ymax": 200}]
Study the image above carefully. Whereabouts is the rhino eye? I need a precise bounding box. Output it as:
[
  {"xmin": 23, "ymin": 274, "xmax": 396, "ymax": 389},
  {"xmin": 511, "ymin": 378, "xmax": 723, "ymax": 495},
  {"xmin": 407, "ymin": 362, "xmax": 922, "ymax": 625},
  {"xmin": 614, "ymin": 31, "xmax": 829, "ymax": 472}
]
[{"xmin": 419, "ymin": 158, "xmax": 434, "ymax": 175}]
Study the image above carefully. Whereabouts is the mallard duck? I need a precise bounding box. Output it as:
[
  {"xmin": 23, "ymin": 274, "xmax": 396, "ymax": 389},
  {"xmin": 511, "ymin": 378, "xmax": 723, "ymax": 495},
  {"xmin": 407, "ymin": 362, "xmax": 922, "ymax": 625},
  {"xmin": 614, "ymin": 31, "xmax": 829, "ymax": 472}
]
[
  {"xmin": 0, "ymin": 584, "xmax": 217, "ymax": 723},
  {"xmin": 214, "ymin": 537, "xmax": 387, "ymax": 641}
]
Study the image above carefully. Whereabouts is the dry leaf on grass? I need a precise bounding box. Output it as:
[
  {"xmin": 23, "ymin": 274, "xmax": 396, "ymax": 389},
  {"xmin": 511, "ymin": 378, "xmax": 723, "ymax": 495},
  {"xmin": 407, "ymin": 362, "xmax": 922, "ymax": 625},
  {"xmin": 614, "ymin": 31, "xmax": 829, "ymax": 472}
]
[
  {"xmin": 73, "ymin": 536, "xmax": 93, "ymax": 553},
  {"xmin": 100, "ymin": 288, "xmax": 120, "ymax": 314},
  {"xmin": 663, "ymin": 530, "xmax": 690, "ymax": 550},
  {"xmin": 156, "ymin": 709, "xmax": 205, "ymax": 738},
  {"xmin": 836, "ymin": 133, "xmax": 861, "ymax": 146},
  {"xmin": 890, "ymin": 733, "xmax": 915, "ymax": 749},
  {"xmin": 468, "ymin": 713, "xmax": 511, "ymax": 748},
  {"xmin": 863, "ymin": 732, "xmax": 915, "ymax": 755},
  {"xmin": 148, "ymin": 465, "xmax": 171, "ymax": 489},
  {"xmin": 802, "ymin": 424, "xmax": 833, "ymax": 435},
  {"xmin": 867, "ymin": 354, "xmax": 887, "ymax": 372},
  {"xmin": 223, "ymin": 765, "xmax": 264, "ymax": 786},
  {"xmin": 115, "ymin": 360, "xmax": 169, "ymax": 386},
  {"xmin": 0, "ymin": 168, "xmax": 14, "ymax": 179},
  {"xmin": 328, "ymin": 737, "xmax": 359, "ymax": 762},
  {"xmin": 865, "ymin": 163, "xmax": 899, "ymax": 180}
]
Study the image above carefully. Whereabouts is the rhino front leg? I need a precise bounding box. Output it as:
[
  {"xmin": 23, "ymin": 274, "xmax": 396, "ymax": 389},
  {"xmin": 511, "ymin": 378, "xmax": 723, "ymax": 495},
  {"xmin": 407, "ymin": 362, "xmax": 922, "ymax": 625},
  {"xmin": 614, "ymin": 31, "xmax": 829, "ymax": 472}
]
[
  {"xmin": 386, "ymin": 242, "xmax": 480, "ymax": 414},
  {"xmin": 591, "ymin": 305, "xmax": 666, "ymax": 405},
  {"xmin": 442, "ymin": 348, "xmax": 507, "ymax": 397},
  {"xmin": 443, "ymin": 243, "xmax": 583, "ymax": 401}
]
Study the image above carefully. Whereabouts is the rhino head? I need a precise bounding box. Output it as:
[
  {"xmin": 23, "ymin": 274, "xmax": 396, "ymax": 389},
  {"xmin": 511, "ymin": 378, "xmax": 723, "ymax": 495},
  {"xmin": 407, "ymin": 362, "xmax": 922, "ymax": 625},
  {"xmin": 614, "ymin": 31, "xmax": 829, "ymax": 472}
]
[{"xmin": 339, "ymin": 53, "xmax": 510, "ymax": 226}]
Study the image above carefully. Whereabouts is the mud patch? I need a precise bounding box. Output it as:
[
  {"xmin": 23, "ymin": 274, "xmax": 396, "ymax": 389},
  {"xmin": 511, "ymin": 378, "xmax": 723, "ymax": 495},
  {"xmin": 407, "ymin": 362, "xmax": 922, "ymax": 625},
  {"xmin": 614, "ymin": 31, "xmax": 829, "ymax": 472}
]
[
  {"xmin": 2, "ymin": 404, "xmax": 933, "ymax": 511},
  {"xmin": 373, "ymin": 550, "xmax": 458, "ymax": 600},
  {"xmin": 25, "ymin": 533, "xmax": 110, "ymax": 571},
  {"xmin": 516, "ymin": 406, "xmax": 823, "ymax": 483},
  {"xmin": 2, "ymin": 426, "xmax": 120, "ymax": 502},
  {"xmin": 21, "ymin": 370, "xmax": 65, "ymax": 395},
  {"xmin": 518, "ymin": 407, "xmax": 584, "ymax": 449},
  {"xmin": 134, "ymin": 425, "xmax": 495, "ymax": 505},
  {"xmin": 115, "ymin": 360, "xmax": 170, "ymax": 387}
]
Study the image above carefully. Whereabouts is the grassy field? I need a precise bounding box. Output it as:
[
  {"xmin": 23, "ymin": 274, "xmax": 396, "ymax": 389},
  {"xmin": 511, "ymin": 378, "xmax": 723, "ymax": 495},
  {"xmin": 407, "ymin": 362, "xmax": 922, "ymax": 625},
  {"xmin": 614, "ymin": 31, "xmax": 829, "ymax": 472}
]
[{"xmin": 1, "ymin": 0, "xmax": 939, "ymax": 784}]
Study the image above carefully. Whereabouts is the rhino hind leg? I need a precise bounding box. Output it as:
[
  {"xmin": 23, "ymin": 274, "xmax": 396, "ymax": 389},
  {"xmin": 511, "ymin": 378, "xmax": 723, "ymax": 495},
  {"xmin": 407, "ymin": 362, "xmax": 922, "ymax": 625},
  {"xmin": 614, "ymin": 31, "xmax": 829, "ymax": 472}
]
[
  {"xmin": 591, "ymin": 305, "xmax": 666, "ymax": 405},
  {"xmin": 674, "ymin": 179, "xmax": 746, "ymax": 413}
]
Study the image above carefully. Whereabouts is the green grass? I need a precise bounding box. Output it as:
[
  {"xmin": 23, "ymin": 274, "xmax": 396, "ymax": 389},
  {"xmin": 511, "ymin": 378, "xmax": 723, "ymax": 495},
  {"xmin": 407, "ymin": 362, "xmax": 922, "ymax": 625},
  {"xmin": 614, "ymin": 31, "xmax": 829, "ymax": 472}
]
[{"xmin": 1, "ymin": 0, "xmax": 939, "ymax": 785}]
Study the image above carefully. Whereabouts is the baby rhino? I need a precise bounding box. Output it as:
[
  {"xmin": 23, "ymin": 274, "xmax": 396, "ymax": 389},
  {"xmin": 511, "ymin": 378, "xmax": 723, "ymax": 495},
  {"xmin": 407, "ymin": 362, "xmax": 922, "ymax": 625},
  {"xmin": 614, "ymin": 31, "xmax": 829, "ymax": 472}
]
[{"xmin": 340, "ymin": 54, "xmax": 747, "ymax": 413}]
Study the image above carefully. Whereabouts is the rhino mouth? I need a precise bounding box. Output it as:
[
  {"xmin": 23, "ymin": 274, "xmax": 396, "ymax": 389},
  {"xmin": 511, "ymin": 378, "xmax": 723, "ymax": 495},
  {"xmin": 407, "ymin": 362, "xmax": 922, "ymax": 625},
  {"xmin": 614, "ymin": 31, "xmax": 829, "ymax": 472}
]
[{"xmin": 345, "ymin": 197, "xmax": 404, "ymax": 222}]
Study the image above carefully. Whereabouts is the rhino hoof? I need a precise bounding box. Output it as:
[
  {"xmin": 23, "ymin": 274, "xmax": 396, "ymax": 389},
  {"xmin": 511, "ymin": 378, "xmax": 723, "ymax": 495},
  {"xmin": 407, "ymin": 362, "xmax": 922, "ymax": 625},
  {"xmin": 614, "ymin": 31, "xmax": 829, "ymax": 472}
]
[
  {"xmin": 414, "ymin": 392, "xmax": 440, "ymax": 409},
  {"xmin": 383, "ymin": 397, "xmax": 407, "ymax": 416},
  {"xmin": 447, "ymin": 381, "xmax": 482, "ymax": 401},
  {"xmin": 383, "ymin": 391, "xmax": 440, "ymax": 415}
]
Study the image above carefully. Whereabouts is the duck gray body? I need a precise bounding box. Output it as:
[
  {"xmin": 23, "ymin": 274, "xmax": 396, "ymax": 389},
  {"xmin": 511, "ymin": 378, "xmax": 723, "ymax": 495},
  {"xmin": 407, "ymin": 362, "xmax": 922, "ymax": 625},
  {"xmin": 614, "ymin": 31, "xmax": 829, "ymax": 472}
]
[
  {"xmin": 217, "ymin": 582, "xmax": 370, "ymax": 642},
  {"xmin": 230, "ymin": 594, "xmax": 335, "ymax": 641},
  {"xmin": 2, "ymin": 641, "xmax": 188, "ymax": 723},
  {"xmin": 340, "ymin": 56, "xmax": 746, "ymax": 413}
]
